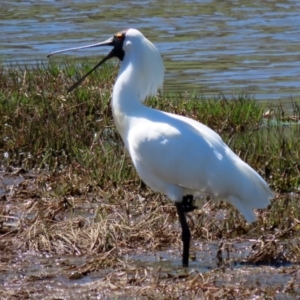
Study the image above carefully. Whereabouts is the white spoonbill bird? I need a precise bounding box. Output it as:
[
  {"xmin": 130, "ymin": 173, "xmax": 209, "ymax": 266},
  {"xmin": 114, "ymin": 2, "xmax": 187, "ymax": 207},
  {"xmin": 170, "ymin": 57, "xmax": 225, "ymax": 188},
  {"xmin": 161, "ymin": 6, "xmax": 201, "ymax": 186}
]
[{"xmin": 48, "ymin": 29, "xmax": 273, "ymax": 267}]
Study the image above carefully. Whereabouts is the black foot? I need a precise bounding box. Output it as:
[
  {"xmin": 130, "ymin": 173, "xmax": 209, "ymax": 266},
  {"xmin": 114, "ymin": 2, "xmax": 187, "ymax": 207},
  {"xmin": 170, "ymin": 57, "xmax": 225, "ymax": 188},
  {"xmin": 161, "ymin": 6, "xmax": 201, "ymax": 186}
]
[{"xmin": 181, "ymin": 195, "xmax": 196, "ymax": 212}]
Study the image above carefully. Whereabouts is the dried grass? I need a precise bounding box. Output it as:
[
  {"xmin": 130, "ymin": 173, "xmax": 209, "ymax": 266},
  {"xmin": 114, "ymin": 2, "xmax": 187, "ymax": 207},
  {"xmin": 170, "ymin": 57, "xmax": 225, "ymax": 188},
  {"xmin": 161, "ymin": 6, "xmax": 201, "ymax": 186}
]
[{"xmin": 1, "ymin": 62, "xmax": 300, "ymax": 298}]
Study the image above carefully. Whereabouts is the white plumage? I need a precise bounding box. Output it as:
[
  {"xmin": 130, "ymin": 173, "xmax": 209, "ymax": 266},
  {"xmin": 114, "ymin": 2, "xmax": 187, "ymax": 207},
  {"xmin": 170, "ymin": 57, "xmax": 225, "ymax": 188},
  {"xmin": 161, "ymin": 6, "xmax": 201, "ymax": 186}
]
[
  {"xmin": 48, "ymin": 28, "xmax": 273, "ymax": 267},
  {"xmin": 112, "ymin": 29, "xmax": 272, "ymax": 222}
]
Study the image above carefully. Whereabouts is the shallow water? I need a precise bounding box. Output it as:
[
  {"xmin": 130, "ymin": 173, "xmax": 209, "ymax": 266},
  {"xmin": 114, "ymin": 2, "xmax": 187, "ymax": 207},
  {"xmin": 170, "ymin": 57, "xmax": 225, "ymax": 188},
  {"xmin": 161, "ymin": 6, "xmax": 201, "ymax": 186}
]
[
  {"xmin": 1, "ymin": 0, "xmax": 300, "ymax": 100},
  {"xmin": 0, "ymin": 171, "xmax": 25, "ymax": 197},
  {"xmin": 1, "ymin": 171, "xmax": 299, "ymax": 297},
  {"xmin": 1, "ymin": 240, "xmax": 299, "ymax": 298}
]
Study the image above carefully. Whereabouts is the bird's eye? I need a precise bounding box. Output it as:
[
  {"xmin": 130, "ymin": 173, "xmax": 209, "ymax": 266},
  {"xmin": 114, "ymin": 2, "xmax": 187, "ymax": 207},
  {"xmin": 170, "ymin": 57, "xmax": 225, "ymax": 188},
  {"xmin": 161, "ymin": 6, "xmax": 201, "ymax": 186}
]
[{"xmin": 115, "ymin": 32, "xmax": 125, "ymax": 41}]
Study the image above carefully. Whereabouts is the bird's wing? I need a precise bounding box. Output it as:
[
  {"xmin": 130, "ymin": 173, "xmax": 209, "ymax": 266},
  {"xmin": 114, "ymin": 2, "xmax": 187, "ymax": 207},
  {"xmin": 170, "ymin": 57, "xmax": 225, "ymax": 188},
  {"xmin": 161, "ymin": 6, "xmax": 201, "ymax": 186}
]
[
  {"xmin": 127, "ymin": 109, "xmax": 272, "ymax": 219},
  {"xmin": 127, "ymin": 110, "xmax": 229, "ymax": 194}
]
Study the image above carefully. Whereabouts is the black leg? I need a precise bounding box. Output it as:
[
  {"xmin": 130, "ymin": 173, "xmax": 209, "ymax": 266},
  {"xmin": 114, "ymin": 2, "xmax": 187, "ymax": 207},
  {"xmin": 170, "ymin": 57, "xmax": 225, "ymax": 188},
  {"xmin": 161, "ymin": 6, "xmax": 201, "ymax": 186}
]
[
  {"xmin": 175, "ymin": 201, "xmax": 191, "ymax": 267},
  {"xmin": 181, "ymin": 195, "xmax": 197, "ymax": 212}
]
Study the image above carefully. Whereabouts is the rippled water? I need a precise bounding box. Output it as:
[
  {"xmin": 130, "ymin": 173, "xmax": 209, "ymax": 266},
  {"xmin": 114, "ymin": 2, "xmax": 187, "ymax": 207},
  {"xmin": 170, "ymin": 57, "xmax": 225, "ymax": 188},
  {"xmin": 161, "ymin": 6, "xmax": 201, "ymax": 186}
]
[{"xmin": 1, "ymin": 0, "xmax": 300, "ymax": 100}]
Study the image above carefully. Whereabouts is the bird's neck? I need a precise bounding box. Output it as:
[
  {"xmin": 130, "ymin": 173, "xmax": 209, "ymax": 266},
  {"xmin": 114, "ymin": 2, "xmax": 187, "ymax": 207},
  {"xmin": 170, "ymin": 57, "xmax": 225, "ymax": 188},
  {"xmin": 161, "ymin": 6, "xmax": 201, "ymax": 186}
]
[
  {"xmin": 111, "ymin": 69, "xmax": 145, "ymax": 140},
  {"xmin": 111, "ymin": 50, "xmax": 163, "ymax": 141}
]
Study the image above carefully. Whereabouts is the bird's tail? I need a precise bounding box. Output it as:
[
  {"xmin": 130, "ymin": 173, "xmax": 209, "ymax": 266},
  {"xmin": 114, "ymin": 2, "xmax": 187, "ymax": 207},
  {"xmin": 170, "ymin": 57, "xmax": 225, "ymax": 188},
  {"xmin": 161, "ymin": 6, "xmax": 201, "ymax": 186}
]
[{"xmin": 226, "ymin": 162, "xmax": 273, "ymax": 223}]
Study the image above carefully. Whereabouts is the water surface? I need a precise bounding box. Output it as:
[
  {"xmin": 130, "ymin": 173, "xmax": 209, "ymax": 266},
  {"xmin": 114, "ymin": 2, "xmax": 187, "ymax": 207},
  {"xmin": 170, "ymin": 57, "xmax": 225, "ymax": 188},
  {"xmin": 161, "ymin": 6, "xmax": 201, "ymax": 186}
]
[{"xmin": 1, "ymin": 0, "xmax": 300, "ymax": 100}]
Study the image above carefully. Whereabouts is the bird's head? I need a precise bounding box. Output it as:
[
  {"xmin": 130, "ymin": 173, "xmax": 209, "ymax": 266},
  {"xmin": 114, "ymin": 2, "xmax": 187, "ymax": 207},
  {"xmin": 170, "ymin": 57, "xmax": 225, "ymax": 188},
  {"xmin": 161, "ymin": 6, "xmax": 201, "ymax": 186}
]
[{"xmin": 48, "ymin": 29, "xmax": 164, "ymax": 100}]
